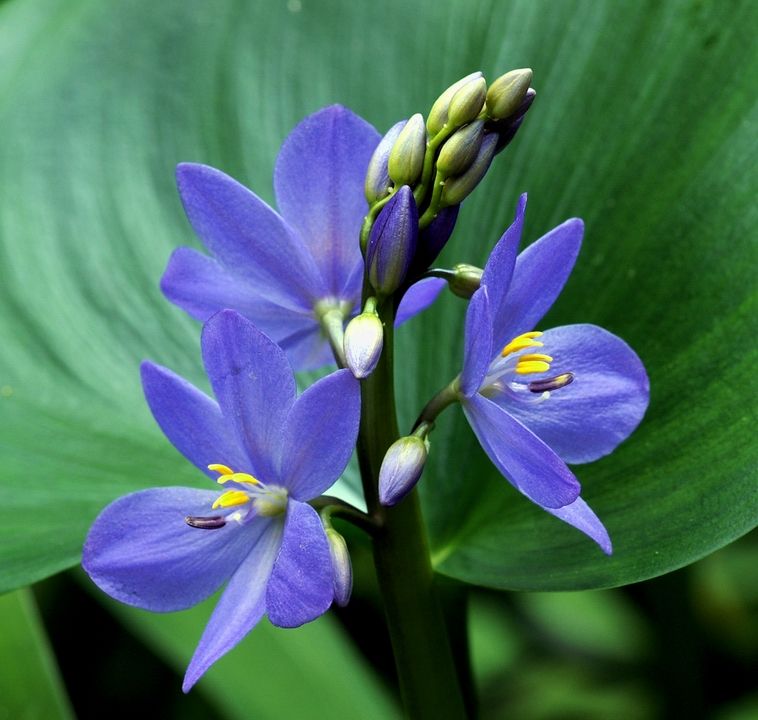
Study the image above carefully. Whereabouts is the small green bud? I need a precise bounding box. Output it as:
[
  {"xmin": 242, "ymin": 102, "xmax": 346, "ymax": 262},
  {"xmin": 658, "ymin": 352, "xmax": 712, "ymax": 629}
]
[
  {"xmin": 447, "ymin": 76, "xmax": 487, "ymax": 127},
  {"xmin": 388, "ymin": 113, "xmax": 426, "ymax": 187},
  {"xmin": 379, "ymin": 435, "xmax": 429, "ymax": 507},
  {"xmin": 448, "ymin": 263, "xmax": 483, "ymax": 298},
  {"xmin": 343, "ymin": 309, "xmax": 383, "ymax": 379},
  {"xmin": 427, "ymin": 71, "xmax": 483, "ymax": 136},
  {"xmin": 485, "ymin": 68, "xmax": 533, "ymax": 120},
  {"xmin": 440, "ymin": 132, "xmax": 498, "ymax": 206},
  {"xmin": 326, "ymin": 528, "xmax": 352, "ymax": 607},
  {"xmin": 436, "ymin": 120, "xmax": 485, "ymax": 177}
]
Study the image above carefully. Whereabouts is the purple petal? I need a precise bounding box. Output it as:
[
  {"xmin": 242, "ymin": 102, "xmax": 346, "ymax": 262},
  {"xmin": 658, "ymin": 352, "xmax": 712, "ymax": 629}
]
[
  {"xmin": 544, "ymin": 496, "xmax": 612, "ymax": 555},
  {"xmin": 201, "ymin": 311, "xmax": 296, "ymax": 482},
  {"xmin": 462, "ymin": 393, "xmax": 581, "ymax": 509},
  {"xmin": 141, "ymin": 362, "xmax": 247, "ymax": 477},
  {"xmin": 279, "ymin": 369, "xmax": 361, "ymax": 500},
  {"xmin": 459, "ymin": 287, "xmax": 493, "ymax": 397},
  {"xmin": 413, "ymin": 204, "xmax": 460, "ymax": 270},
  {"xmin": 276, "ymin": 322, "xmax": 337, "ymax": 372},
  {"xmin": 500, "ymin": 324, "xmax": 649, "ymax": 464},
  {"xmin": 395, "ymin": 277, "xmax": 446, "ymax": 325},
  {"xmin": 176, "ymin": 163, "xmax": 325, "ymax": 308},
  {"xmin": 274, "ymin": 106, "xmax": 380, "ymax": 297},
  {"xmin": 83, "ymin": 487, "xmax": 259, "ymax": 612},
  {"xmin": 266, "ymin": 500, "xmax": 333, "ymax": 628},
  {"xmin": 480, "ymin": 193, "xmax": 525, "ymax": 322},
  {"xmin": 493, "ymin": 218, "xmax": 583, "ymax": 350},
  {"xmin": 183, "ymin": 518, "xmax": 283, "ymax": 691}
]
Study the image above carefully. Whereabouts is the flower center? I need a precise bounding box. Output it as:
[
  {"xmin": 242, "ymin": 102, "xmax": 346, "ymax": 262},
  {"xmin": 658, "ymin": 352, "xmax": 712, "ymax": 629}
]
[
  {"xmin": 184, "ymin": 464, "xmax": 288, "ymax": 530},
  {"xmin": 481, "ymin": 330, "xmax": 574, "ymax": 404}
]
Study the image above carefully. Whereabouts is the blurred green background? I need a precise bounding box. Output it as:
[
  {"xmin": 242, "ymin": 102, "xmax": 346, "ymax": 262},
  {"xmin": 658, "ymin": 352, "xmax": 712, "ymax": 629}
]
[{"xmin": 0, "ymin": 0, "xmax": 756, "ymax": 717}]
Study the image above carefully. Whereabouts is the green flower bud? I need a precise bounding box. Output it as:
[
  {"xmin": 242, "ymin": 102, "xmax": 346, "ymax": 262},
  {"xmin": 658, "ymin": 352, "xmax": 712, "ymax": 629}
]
[
  {"xmin": 427, "ymin": 71, "xmax": 483, "ymax": 136},
  {"xmin": 343, "ymin": 309, "xmax": 383, "ymax": 379},
  {"xmin": 379, "ymin": 435, "xmax": 429, "ymax": 507},
  {"xmin": 440, "ymin": 132, "xmax": 498, "ymax": 206},
  {"xmin": 448, "ymin": 263, "xmax": 483, "ymax": 298},
  {"xmin": 388, "ymin": 113, "xmax": 426, "ymax": 187},
  {"xmin": 436, "ymin": 120, "xmax": 485, "ymax": 177},
  {"xmin": 326, "ymin": 528, "xmax": 352, "ymax": 607},
  {"xmin": 447, "ymin": 76, "xmax": 487, "ymax": 127},
  {"xmin": 485, "ymin": 68, "xmax": 533, "ymax": 120}
]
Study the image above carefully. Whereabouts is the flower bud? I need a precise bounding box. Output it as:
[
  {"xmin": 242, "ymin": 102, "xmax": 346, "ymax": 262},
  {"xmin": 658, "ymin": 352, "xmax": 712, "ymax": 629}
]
[
  {"xmin": 447, "ymin": 77, "xmax": 487, "ymax": 127},
  {"xmin": 436, "ymin": 120, "xmax": 485, "ymax": 177},
  {"xmin": 440, "ymin": 132, "xmax": 498, "ymax": 207},
  {"xmin": 366, "ymin": 186, "xmax": 418, "ymax": 296},
  {"xmin": 448, "ymin": 263, "xmax": 483, "ymax": 298},
  {"xmin": 413, "ymin": 204, "xmax": 460, "ymax": 271},
  {"xmin": 379, "ymin": 435, "xmax": 429, "ymax": 507},
  {"xmin": 326, "ymin": 528, "xmax": 352, "ymax": 607},
  {"xmin": 427, "ymin": 71, "xmax": 483, "ymax": 136},
  {"xmin": 492, "ymin": 88, "xmax": 536, "ymax": 154},
  {"xmin": 365, "ymin": 120, "xmax": 406, "ymax": 204},
  {"xmin": 343, "ymin": 310, "xmax": 383, "ymax": 379},
  {"xmin": 485, "ymin": 68, "xmax": 533, "ymax": 120},
  {"xmin": 388, "ymin": 113, "xmax": 427, "ymax": 187}
]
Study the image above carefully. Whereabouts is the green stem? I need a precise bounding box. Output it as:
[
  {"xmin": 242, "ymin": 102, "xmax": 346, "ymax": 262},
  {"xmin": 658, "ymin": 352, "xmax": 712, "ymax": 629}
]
[{"xmin": 356, "ymin": 298, "xmax": 466, "ymax": 719}]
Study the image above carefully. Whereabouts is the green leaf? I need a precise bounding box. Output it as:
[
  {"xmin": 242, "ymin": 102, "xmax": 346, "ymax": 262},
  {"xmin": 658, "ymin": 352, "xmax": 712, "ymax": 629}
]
[
  {"xmin": 0, "ymin": 0, "xmax": 755, "ymax": 595},
  {"xmin": 0, "ymin": 589, "xmax": 74, "ymax": 720},
  {"xmin": 93, "ymin": 583, "xmax": 397, "ymax": 720}
]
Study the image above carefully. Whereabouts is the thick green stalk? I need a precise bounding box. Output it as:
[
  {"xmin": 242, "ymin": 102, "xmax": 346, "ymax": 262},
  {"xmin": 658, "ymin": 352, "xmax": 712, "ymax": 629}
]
[{"xmin": 356, "ymin": 298, "xmax": 466, "ymax": 719}]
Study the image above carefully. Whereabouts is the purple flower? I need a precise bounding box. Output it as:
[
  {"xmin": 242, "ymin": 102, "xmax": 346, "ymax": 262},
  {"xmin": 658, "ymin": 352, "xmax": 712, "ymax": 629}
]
[
  {"xmin": 82, "ymin": 310, "xmax": 360, "ymax": 690},
  {"xmin": 457, "ymin": 195, "xmax": 649, "ymax": 553},
  {"xmin": 162, "ymin": 106, "xmax": 444, "ymax": 371}
]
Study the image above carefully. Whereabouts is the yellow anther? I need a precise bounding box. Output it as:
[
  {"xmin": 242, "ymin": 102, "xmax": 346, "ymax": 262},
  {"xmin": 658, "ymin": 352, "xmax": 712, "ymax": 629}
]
[
  {"xmin": 517, "ymin": 353, "xmax": 553, "ymax": 363},
  {"xmin": 501, "ymin": 331, "xmax": 544, "ymax": 357},
  {"xmin": 515, "ymin": 360, "xmax": 551, "ymax": 375},
  {"xmin": 212, "ymin": 490, "xmax": 250, "ymax": 509},
  {"xmin": 208, "ymin": 463, "xmax": 234, "ymax": 475},
  {"xmin": 225, "ymin": 472, "xmax": 259, "ymax": 486}
]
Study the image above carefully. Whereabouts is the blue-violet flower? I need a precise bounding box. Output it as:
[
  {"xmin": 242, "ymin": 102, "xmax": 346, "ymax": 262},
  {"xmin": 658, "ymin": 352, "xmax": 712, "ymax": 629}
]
[
  {"xmin": 457, "ymin": 195, "xmax": 649, "ymax": 553},
  {"xmin": 162, "ymin": 106, "xmax": 444, "ymax": 371},
  {"xmin": 83, "ymin": 310, "xmax": 360, "ymax": 690}
]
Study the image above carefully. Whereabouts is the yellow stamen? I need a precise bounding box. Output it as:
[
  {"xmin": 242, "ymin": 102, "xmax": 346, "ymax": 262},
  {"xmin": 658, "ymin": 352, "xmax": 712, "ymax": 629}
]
[
  {"xmin": 501, "ymin": 331, "xmax": 544, "ymax": 357},
  {"xmin": 515, "ymin": 360, "xmax": 551, "ymax": 375},
  {"xmin": 212, "ymin": 490, "xmax": 250, "ymax": 509},
  {"xmin": 208, "ymin": 463, "xmax": 234, "ymax": 475},
  {"xmin": 218, "ymin": 472, "xmax": 259, "ymax": 486},
  {"xmin": 517, "ymin": 353, "xmax": 553, "ymax": 363}
]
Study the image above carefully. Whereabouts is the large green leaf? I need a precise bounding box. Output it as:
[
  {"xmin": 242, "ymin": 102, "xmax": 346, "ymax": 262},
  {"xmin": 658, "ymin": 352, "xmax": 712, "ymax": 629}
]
[{"xmin": 0, "ymin": 0, "xmax": 755, "ymax": 596}]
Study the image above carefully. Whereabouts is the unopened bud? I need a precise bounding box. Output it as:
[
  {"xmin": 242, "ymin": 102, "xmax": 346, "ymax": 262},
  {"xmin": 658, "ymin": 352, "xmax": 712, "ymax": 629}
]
[
  {"xmin": 448, "ymin": 263, "xmax": 483, "ymax": 298},
  {"xmin": 365, "ymin": 120, "xmax": 406, "ymax": 204},
  {"xmin": 344, "ymin": 310, "xmax": 383, "ymax": 379},
  {"xmin": 388, "ymin": 114, "xmax": 426, "ymax": 187},
  {"xmin": 447, "ymin": 77, "xmax": 487, "ymax": 127},
  {"xmin": 485, "ymin": 68, "xmax": 533, "ymax": 120},
  {"xmin": 440, "ymin": 132, "xmax": 498, "ymax": 206},
  {"xmin": 326, "ymin": 528, "xmax": 352, "ymax": 607},
  {"xmin": 366, "ymin": 186, "xmax": 418, "ymax": 296},
  {"xmin": 436, "ymin": 120, "xmax": 485, "ymax": 177},
  {"xmin": 492, "ymin": 88, "xmax": 536, "ymax": 154},
  {"xmin": 427, "ymin": 71, "xmax": 483, "ymax": 136},
  {"xmin": 413, "ymin": 205, "xmax": 460, "ymax": 271},
  {"xmin": 379, "ymin": 435, "xmax": 428, "ymax": 507}
]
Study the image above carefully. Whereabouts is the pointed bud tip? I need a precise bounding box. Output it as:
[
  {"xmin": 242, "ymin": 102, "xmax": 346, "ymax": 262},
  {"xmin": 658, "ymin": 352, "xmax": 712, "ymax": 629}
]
[
  {"xmin": 485, "ymin": 68, "xmax": 533, "ymax": 120},
  {"xmin": 378, "ymin": 436, "xmax": 428, "ymax": 506},
  {"xmin": 326, "ymin": 529, "xmax": 353, "ymax": 607},
  {"xmin": 344, "ymin": 312, "xmax": 384, "ymax": 379},
  {"xmin": 387, "ymin": 113, "xmax": 427, "ymax": 187}
]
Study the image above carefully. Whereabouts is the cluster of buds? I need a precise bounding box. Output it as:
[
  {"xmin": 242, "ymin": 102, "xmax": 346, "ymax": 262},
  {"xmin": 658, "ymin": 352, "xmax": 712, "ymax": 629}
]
[{"xmin": 361, "ymin": 68, "xmax": 535, "ymax": 297}]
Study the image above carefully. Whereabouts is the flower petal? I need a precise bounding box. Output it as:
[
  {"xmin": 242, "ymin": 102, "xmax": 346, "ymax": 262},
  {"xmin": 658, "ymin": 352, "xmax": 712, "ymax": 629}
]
[
  {"xmin": 459, "ymin": 287, "xmax": 493, "ymax": 397},
  {"xmin": 266, "ymin": 500, "xmax": 333, "ymax": 628},
  {"xmin": 83, "ymin": 487, "xmax": 258, "ymax": 612},
  {"xmin": 493, "ymin": 217, "xmax": 583, "ymax": 350},
  {"xmin": 544, "ymin": 496, "xmax": 613, "ymax": 555},
  {"xmin": 141, "ymin": 361, "xmax": 247, "ymax": 477},
  {"xmin": 395, "ymin": 277, "xmax": 446, "ymax": 325},
  {"xmin": 501, "ymin": 324, "xmax": 649, "ymax": 464},
  {"xmin": 279, "ymin": 369, "xmax": 361, "ymax": 500},
  {"xmin": 462, "ymin": 393, "xmax": 581, "ymax": 509},
  {"xmin": 480, "ymin": 193, "xmax": 525, "ymax": 320},
  {"xmin": 176, "ymin": 163, "xmax": 325, "ymax": 308},
  {"xmin": 274, "ymin": 106, "xmax": 380, "ymax": 297},
  {"xmin": 201, "ymin": 311, "xmax": 296, "ymax": 482},
  {"xmin": 183, "ymin": 518, "xmax": 283, "ymax": 692}
]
